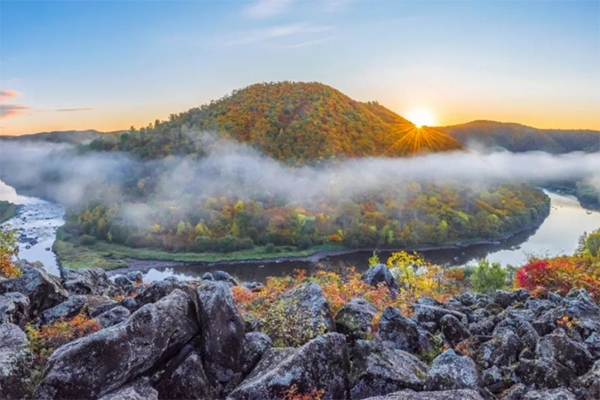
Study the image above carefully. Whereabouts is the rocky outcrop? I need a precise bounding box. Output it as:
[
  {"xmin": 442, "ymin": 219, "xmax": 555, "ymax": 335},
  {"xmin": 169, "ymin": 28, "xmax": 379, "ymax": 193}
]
[
  {"xmin": 376, "ymin": 307, "xmax": 420, "ymax": 353},
  {"xmin": 37, "ymin": 295, "xmax": 88, "ymax": 325},
  {"xmin": 361, "ymin": 264, "xmax": 398, "ymax": 292},
  {"xmin": 229, "ymin": 333, "xmax": 350, "ymax": 400},
  {"xmin": 34, "ymin": 289, "xmax": 199, "ymax": 399},
  {"xmin": 336, "ymin": 298, "xmax": 378, "ymax": 341},
  {"xmin": 197, "ymin": 280, "xmax": 245, "ymax": 388},
  {"xmin": 61, "ymin": 268, "xmax": 118, "ymax": 297},
  {"xmin": 154, "ymin": 347, "xmax": 216, "ymax": 400},
  {"xmin": 0, "ymin": 292, "xmax": 29, "ymax": 328},
  {"xmin": 0, "ymin": 323, "xmax": 33, "ymax": 399},
  {"xmin": 426, "ymin": 349, "xmax": 479, "ymax": 391},
  {"xmin": 0, "ymin": 262, "xmax": 68, "ymax": 317}
]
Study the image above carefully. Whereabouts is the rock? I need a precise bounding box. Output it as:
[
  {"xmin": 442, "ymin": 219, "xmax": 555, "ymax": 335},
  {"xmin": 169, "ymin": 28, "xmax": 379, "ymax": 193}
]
[
  {"xmin": 585, "ymin": 332, "xmax": 600, "ymax": 358},
  {"xmin": 536, "ymin": 332, "xmax": 594, "ymax": 376},
  {"xmin": 362, "ymin": 389, "xmax": 484, "ymax": 400},
  {"xmin": 277, "ymin": 282, "xmax": 335, "ymax": 336},
  {"xmin": 468, "ymin": 316, "xmax": 498, "ymax": 336},
  {"xmin": 229, "ymin": 333, "xmax": 350, "ymax": 400},
  {"xmin": 336, "ymin": 298, "xmax": 378, "ymax": 342},
  {"xmin": 62, "ymin": 268, "xmax": 117, "ymax": 296},
  {"xmin": 481, "ymin": 366, "xmax": 509, "ymax": 394},
  {"xmin": 197, "ymin": 281, "xmax": 245, "ymax": 387},
  {"xmin": 477, "ymin": 331, "xmax": 522, "ymax": 369},
  {"xmin": 376, "ymin": 307, "xmax": 420, "ymax": 353},
  {"xmin": 0, "ymin": 262, "xmax": 68, "ymax": 317},
  {"xmin": 350, "ymin": 340, "xmax": 428, "ymax": 399},
  {"xmin": 126, "ymin": 271, "xmax": 144, "ymax": 283},
  {"xmin": 522, "ymin": 388, "xmax": 576, "ymax": 400},
  {"xmin": 154, "ymin": 347, "xmax": 216, "ymax": 400},
  {"xmin": 440, "ymin": 314, "xmax": 470, "ymax": 348},
  {"xmin": 245, "ymin": 347, "xmax": 296, "ymax": 380},
  {"xmin": 98, "ymin": 378, "xmax": 158, "ymax": 400},
  {"xmin": 361, "ymin": 264, "xmax": 398, "ymax": 291},
  {"xmin": 426, "ymin": 349, "xmax": 479, "ymax": 391},
  {"xmin": 493, "ymin": 289, "xmax": 529, "ymax": 308},
  {"xmin": 202, "ymin": 272, "xmax": 214, "ymax": 281},
  {"xmin": 213, "ymin": 270, "xmax": 239, "ymax": 286},
  {"xmin": 493, "ymin": 316, "xmax": 539, "ymax": 350},
  {"xmin": 242, "ymin": 282, "xmax": 264, "ymax": 292},
  {"xmin": 95, "ymin": 306, "xmax": 131, "ymax": 329},
  {"xmin": 0, "ymin": 292, "xmax": 29, "ymax": 328},
  {"xmin": 0, "ymin": 323, "xmax": 33, "ymax": 399},
  {"xmin": 38, "ymin": 295, "xmax": 88, "ymax": 326},
  {"xmin": 501, "ymin": 384, "xmax": 528, "ymax": 400},
  {"xmin": 574, "ymin": 360, "xmax": 600, "ymax": 400},
  {"xmin": 34, "ymin": 289, "xmax": 199, "ymax": 399},
  {"xmin": 515, "ymin": 358, "xmax": 575, "ymax": 388},
  {"xmin": 242, "ymin": 332, "xmax": 273, "ymax": 376},
  {"xmin": 413, "ymin": 304, "xmax": 468, "ymax": 329},
  {"xmin": 134, "ymin": 280, "xmax": 195, "ymax": 309}
]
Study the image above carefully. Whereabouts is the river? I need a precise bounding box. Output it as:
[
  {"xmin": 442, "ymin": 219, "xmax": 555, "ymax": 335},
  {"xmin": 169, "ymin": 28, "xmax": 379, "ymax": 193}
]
[{"xmin": 0, "ymin": 179, "xmax": 598, "ymax": 282}]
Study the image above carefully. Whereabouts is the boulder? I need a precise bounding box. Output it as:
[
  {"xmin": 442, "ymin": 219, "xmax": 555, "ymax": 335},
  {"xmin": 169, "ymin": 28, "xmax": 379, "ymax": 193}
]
[
  {"xmin": 134, "ymin": 280, "xmax": 196, "ymax": 309},
  {"xmin": 202, "ymin": 272, "xmax": 214, "ymax": 281},
  {"xmin": 493, "ymin": 289, "xmax": 529, "ymax": 308},
  {"xmin": 481, "ymin": 366, "xmax": 511, "ymax": 394},
  {"xmin": 213, "ymin": 270, "xmax": 239, "ymax": 286},
  {"xmin": 61, "ymin": 268, "xmax": 117, "ymax": 296},
  {"xmin": 229, "ymin": 333, "xmax": 350, "ymax": 400},
  {"xmin": 197, "ymin": 281, "xmax": 245, "ymax": 386},
  {"xmin": 154, "ymin": 347, "xmax": 216, "ymax": 400},
  {"xmin": 362, "ymin": 389, "xmax": 484, "ymax": 400},
  {"xmin": 573, "ymin": 360, "xmax": 600, "ymax": 400},
  {"xmin": 477, "ymin": 331, "xmax": 522, "ymax": 369},
  {"xmin": 0, "ymin": 292, "xmax": 29, "ymax": 328},
  {"xmin": 376, "ymin": 307, "xmax": 420, "ymax": 353},
  {"xmin": 515, "ymin": 358, "xmax": 575, "ymax": 388},
  {"xmin": 242, "ymin": 282, "xmax": 264, "ymax": 292},
  {"xmin": 522, "ymin": 388, "xmax": 576, "ymax": 400},
  {"xmin": 242, "ymin": 332, "xmax": 273, "ymax": 376},
  {"xmin": 95, "ymin": 306, "xmax": 131, "ymax": 329},
  {"xmin": 425, "ymin": 349, "xmax": 479, "ymax": 391},
  {"xmin": 440, "ymin": 314, "xmax": 470, "ymax": 348},
  {"xmin": 536, "ymin": 332, "xmax": 594, "ymax": 376},
  {"xmin": 493, "ymin": 316, "xmax": 539, "ymax": 350},
  {"xmin": 34, "ymin": 289, "xmax": 199, "ymax": 399},
  {"xmin": 38, "ymin": 295, "xmax": 88, "ymax": 326},
  {"xmin": 336, "ymin": 298, "xmax": 378, "ymax": 342},
  {"xmin": 276, "ymin": 282, "xmax": 335, "ymax": 336},
  {"xmin": 413, "ymin": 304, "xmax": 468, "ymax": 328},
  {"xmin": 0, "ymin": 262, "xmax": 68, "ymax": 317},
  {"xmin": 0, "ymin": 323, "xmax": 33, "ymax": 399},
  {"xmin": 350, "ymin": 340, "xmax": 428, "ymax": 399},
  {"xmin": 361, "ymin": 264, "xmax": 398, "ymax": 291},
  {"xmin": 98, "ymin": 378, "xmax": 158, "ymax": 400}
]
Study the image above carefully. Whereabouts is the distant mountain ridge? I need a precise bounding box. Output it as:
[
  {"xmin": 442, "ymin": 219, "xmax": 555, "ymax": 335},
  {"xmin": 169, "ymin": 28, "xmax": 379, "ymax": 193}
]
[
  {"xmin": 0, "ymin": 130, "xmax": 116, "ymax": 144},
  {"xmin": 438, "ymin": 120, "xmax": 600, "ymax": 153}
]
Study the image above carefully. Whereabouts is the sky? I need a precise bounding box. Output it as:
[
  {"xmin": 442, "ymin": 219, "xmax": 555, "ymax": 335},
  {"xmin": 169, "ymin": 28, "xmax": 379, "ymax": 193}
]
[{"xmin": 1, "ymin": 0, "xmax": 599, "ymax": 135}]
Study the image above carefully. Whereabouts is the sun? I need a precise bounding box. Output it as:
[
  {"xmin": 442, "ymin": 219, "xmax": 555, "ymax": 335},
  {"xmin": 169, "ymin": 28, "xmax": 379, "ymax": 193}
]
[{"xmin": 406, "ymin": 108, "xmax": 436, "ymax": 128}]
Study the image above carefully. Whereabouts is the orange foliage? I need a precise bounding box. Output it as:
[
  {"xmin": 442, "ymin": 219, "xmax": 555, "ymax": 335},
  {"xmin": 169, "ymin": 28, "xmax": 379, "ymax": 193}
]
[{"xmin": 282, "ymin": 384, "xmax": 325, "ymax": 400}]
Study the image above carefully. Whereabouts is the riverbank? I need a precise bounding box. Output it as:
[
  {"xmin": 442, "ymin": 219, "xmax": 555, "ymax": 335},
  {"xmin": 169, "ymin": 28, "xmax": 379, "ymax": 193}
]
[{"xmin": 0, "ymin": 200, "xmax": 18, "ymax": 223}]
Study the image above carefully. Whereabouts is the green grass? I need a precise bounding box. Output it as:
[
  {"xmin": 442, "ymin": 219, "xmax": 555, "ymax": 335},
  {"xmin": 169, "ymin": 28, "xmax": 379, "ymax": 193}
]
[
  {"xmin": 53, "ymin": 230, "xmax": 344, "ymax": 271},
  {"xmin": 0, "ymin": 201, "xmax": 18, "ymax": 223}
]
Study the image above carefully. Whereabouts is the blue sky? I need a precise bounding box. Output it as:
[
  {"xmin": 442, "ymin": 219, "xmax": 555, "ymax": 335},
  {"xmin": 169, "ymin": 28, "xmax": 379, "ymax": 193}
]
[{"xmin": 1, "ymin": 0, "xmax": 599, "ymax": 134}]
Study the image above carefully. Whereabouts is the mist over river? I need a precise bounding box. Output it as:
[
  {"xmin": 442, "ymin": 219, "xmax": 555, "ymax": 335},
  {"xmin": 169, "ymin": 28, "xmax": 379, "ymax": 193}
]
[{"xmin": 0, "ymin": 179, "xmax": 598, "ymax": 282}]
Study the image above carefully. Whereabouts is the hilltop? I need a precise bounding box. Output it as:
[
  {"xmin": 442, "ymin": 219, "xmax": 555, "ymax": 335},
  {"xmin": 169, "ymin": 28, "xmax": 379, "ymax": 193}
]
[
  {"xmin": 438, "ymin": 120, "xmax": 600, "ymax": 153},
  {"xmin": 97, "ymin": 82, "xmax": 464, "ymax": 162}
]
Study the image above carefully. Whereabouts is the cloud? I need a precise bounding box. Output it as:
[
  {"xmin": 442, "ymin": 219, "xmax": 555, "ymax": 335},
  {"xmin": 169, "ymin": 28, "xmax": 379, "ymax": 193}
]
[
  {"xmin": 0, "ymin": 104, "xmax": 30, "ymax": 119},
  {"xmin": 0, "ymin": 90, "xmax": 19, "ymax": 103},
  {"xmin": 243, "ymin": 0, "xmax": 294, "ymax": 19},
  {"xmin": 224, "ymin": 23, "xmax": 331, "ymax": 46}
]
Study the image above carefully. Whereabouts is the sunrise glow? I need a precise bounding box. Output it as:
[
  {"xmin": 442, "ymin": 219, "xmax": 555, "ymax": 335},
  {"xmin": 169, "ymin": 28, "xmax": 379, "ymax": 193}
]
[{"xmin": 406, "ymin": 109, "xmax": 436, "ymax": 128}]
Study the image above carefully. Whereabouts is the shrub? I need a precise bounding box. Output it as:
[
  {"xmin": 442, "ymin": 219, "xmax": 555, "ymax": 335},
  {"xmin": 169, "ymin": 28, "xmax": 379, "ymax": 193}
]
[
  {"xmin": 0, "ymin": 226, "xmax": 21, "ymax": 278},
  {"xmin": 282, "ymin": 384, "xmax": 324, "ymax": 400},
  {"xmin": 79, "ymin": 234, "xmax": 96, "ymax": 245},
  {"xmin": 469, "ymin": 259, "xmax": 508, "ymax": 294},
  {"xmin": 264, "ymin": 243, "xmax": 276, "ymax": 253},
  {"xmin": 194, "ymin": 235, "xmax": 214, "ymax": 252},
  {"xmin": 261, "ymin": 298, "xmax": 328, "ymax": 347}
]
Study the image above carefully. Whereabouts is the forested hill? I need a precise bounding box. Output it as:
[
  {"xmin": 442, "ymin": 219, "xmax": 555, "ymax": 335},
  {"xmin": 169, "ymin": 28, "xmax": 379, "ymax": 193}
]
[
  {"xmin": 1, "ymin": 130, "xmax": 114, "ymax": 144},
  {"xmin": 438, "ymin": 120, "xmax": 600, "ymax": 153},
  {"xmin": 92, "ymin": 82, "xmax": 464, "ymax": 162}
]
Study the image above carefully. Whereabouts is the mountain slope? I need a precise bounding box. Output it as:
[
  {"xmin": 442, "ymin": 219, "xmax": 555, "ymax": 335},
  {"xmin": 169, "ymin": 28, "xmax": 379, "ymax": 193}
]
[
  {"xmin": 110, "ymin": 82, "xmax": 463, "ymax": 162},
  {"xmin": 0, "ymin": 130, "xmax": 115, "ymax": 144},
  {"xmin": 438, "ymin": 120, "xmax": 600, "ymax": 153}
]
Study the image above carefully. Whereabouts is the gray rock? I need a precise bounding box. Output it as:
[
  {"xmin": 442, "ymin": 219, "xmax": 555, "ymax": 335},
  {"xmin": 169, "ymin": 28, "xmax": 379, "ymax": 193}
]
[
  {"xmin": 425, "ymin": 349, "xmax": 479, "ymax": 391},
  {"xmin": 38, "ymin": 295, "xmax": 88, "ymax": 326},
  {"xmin": 350, "ymin": 340, "xmax": 428, "ymax": 399},
  {"xmin": 229, "ymin": 333, "xmax": 350, "ymax": 400},
  {"xmin": 155, "ymin": 348, "xmax": 216, "ymax": 400},
  {"xmin": 515, "ymin": 358, "xmax": 575, "ymax": 388},
  {"xmin": 242, "ymin": 332, "xmax": 273, "ymax": 376},
  {"xmin": 501, "ymin": 384, "xmax": 528, "ymax": 400},
  {"xmin": 585, "ymin": 332, "xmax": 600, "ymax": 358},
  {"xmin": 481, "ymin": 366, "xmax": 508, "ymax": 394},
  {"xmin": 197, "ymin": 281, "xmax": 245, "ymax": 386},
  {"xmin": 440, "ymin": 314, "xmax": 470, "ymax": 348},
  {"xmin": 0, "ymin": 292, "xmax": 29, "ymax": 328},
  {"xmin": 376, "ymin": 307, "xmax": 420, "ymax": 353},
  {"xmin": 213, "ymin": 270, "xmax": 239, "ymax": 286},
  {"xmin": 477, "ymin": 331, "xmax": 522, "ymax": 369},
  {"xmin": 0, "ymin": 262, "xmax": 68, "ymax": 317},
  {"xmin": 363, "ymin": 389, "xmax": 484, "ymax": 400},
  {"xmin": 493, "ymin": 289, "xmax": 529, "ymax": 308},
  {"xmin": 493, "ymin": 316, "xmax": 539, "ymax": 350},
  {"xmin": 277, "ymin": 282, "xmax": 335, "ymax": 336},
  {"xmin": 242, "ymin": 282, "xmax": 264, "ymax": 292},
  {"xmin": 62, "ymin": 268, "xmax": 117, "ymax": 296},
  {"xmin": 536, "ymin": 332, "xmax": 594, "ymax": 376},
  {"xmin": 413, "ymin": 304, "xmax": 468, "ymax": 328},
  {"xmin": 573, "ymin": 360, "xmax": 600, "ymax": 400},
  {"xmin": 95, "ymin": 306, "xmax": 131, "ymax": 329},
  {"xmin": 0, "ymin": 323, "xmax": 33, "ymax": 399},
  {"xmin": 135, "ymin": 280, "xmax": 196, "ymax": 309},
  {"xmin": 98, "ymin": 378, "xmax": 158, "ymax": 400},
  {"xmin": 202, "ymin": 272, "xmax": 214, "ymax": 281},
  {"xmin": 34, "ymin": 289, "xmax": 199, "ymax": 399},
  {"xmin": 336, "ymin": 298, "xmax": 378, "ymax": 342},
  {"xmin": 522, "ymin": 388, "xmax": 576, "ymax": 400},
  {"xmin": 362, "ymin": 264, "xmax": 399, "ymax": 291}
]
